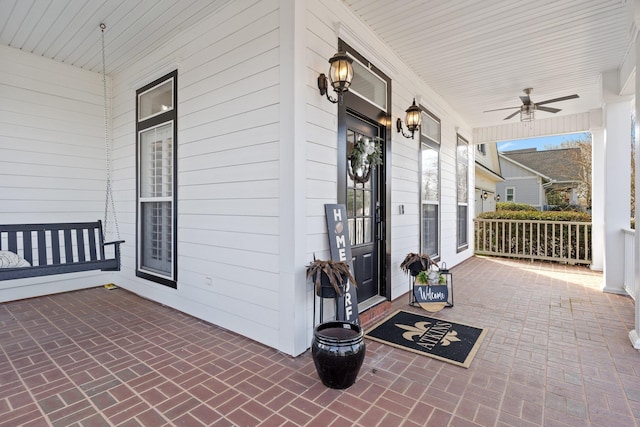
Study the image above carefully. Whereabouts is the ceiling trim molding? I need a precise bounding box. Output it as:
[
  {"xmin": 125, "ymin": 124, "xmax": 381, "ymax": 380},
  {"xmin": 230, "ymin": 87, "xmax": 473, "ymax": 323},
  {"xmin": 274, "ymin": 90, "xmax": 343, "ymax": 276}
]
[{"xmin": 473, "ymin": 112, "xmax": 592, "ymax": 144}]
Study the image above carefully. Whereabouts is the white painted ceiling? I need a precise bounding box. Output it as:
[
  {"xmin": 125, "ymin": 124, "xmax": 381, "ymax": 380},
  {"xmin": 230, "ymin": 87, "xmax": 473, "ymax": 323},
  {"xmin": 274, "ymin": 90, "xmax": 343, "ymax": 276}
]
[{"xmin": 0, "ymin": 0, "xmax": 635, "ymax": 128}]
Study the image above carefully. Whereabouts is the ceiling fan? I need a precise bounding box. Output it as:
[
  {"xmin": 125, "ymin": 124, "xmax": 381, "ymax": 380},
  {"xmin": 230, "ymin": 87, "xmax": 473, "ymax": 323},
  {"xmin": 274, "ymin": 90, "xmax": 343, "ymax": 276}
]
[{"xmin": 484, "ymin": 88, "xmax": 579, "ymax": 121}]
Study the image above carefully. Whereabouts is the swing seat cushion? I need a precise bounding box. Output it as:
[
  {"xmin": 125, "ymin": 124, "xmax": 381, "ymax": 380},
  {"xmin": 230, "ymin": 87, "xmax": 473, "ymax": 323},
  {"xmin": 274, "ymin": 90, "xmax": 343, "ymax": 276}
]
[{"xmin": 0, "ymin": 251, "xmax": 31, "ymax": 268}]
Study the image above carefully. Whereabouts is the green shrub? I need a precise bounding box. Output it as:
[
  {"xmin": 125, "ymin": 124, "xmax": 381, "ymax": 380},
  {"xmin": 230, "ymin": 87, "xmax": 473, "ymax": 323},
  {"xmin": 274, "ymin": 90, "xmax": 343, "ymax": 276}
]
[
  {"xmin": 478, "ymin": 210, "xmax": 591, "ymax": 222},
  {"xmin": 497, "ymin": 202, "xmax": 537, "ymax": 211}
]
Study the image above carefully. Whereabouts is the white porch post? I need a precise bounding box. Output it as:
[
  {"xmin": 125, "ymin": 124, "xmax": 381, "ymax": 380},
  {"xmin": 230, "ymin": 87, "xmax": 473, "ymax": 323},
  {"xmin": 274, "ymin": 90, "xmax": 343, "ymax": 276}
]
[
  {"xmin": 590, "ymin": 118, "xmax": 604, "ymax": 271},
  {"xmin": 279, "ymin": 0, "xmax": 308, "ymax": 355},
  {"xmin": 602, "ymin": 71, "xmax": 632, "ymax": 294}
]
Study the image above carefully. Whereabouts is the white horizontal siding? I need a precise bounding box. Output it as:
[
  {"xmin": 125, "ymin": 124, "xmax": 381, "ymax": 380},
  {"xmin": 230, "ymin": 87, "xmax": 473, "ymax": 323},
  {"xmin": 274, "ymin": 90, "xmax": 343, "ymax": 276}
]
[
  {"xmin": 0, "ymin": 45, "xmax": 110, "ymax": 301},
  {"xmin": 109, "ymin": 0, "xmax": 284, "ymax": 352},
  {"xmin": 0, "ymin": 45, "xmax": 106, "ymax": 223}
]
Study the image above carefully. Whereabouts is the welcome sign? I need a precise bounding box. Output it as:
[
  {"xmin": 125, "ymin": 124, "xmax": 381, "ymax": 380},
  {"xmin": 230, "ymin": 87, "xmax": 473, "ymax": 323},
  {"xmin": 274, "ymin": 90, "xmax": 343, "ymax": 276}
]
[
  {"xmin": 413, "ymin": 284, "xmax": 448, "ymax": 313},
  {"xmin": 325, "ymin": 204, "xmax": 359, "ymax": 325}
]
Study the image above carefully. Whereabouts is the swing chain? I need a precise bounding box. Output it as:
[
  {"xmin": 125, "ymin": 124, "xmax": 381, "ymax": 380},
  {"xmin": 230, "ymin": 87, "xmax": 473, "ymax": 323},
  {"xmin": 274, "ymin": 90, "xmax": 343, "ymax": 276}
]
[{"xmin": 101, "ymin": 23, "xmax": 120, "ymax": 240}]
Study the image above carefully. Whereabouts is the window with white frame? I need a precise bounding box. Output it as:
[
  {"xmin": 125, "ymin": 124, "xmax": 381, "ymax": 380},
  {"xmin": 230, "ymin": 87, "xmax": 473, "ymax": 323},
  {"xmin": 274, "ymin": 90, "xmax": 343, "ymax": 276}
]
[
  {"xmin": 456, "ymin": 135, "xmax": 469, "ymax": 250},
  {"xmin": 420, "ymin": 110, "xmax": 440, "ymax": 259},
  {"xmin": 136, "ymin": 71, "xmax": 177, "ymax": 288},
  {"xmin": 506, "ymin": 187, "xmax": 515, "ymax": 202}
]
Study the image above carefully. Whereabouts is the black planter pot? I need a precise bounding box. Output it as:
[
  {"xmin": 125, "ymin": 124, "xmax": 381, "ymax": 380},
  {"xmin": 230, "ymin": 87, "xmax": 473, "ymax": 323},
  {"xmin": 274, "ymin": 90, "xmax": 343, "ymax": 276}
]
[
  {"xmin": 311, "ymin": 321, "xmax": 366, "ymax": 389},
  {"xmin": 314, "ymin": 272, "xmax": 346, "ymax": 298},
  {"xmin": 409, "ymin": 260, "xmax": 425, "ymax": 277}
]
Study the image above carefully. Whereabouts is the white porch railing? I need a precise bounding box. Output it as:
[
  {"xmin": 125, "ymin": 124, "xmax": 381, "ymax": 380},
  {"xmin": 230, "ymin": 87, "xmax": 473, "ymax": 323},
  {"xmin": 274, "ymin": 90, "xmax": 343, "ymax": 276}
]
[
  {"xmin": 623, "ymin": 228, "xmax": 640, "ymax": 350},
  {"xmin": 474, "ymin": 218, "xmax": 591, "ymax": 265},
  {"xmin": 623, "ymin": 228, "xmax": 636, "ymax": 301}
]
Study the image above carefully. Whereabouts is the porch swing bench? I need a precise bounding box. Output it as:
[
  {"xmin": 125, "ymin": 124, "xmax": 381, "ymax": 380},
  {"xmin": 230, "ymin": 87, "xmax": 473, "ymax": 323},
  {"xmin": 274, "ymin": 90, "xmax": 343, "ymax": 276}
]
[{"xmin": 0, "ymin": 220, "xmax": 123, "ymax": 281}]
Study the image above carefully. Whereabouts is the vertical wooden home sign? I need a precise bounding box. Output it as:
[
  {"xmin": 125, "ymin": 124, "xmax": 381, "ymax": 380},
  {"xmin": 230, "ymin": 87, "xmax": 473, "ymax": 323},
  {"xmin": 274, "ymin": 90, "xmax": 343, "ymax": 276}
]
[{"xmin": 325, "ymin": 204, "xmax": 360, "ymax": 325}]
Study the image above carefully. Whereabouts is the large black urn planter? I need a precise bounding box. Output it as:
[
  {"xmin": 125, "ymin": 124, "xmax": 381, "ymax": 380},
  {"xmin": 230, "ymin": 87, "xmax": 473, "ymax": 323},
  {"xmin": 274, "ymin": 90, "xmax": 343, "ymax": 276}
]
[{"xmin": 311, "ymin": 321, "xmax": 366, "ymax": 389}]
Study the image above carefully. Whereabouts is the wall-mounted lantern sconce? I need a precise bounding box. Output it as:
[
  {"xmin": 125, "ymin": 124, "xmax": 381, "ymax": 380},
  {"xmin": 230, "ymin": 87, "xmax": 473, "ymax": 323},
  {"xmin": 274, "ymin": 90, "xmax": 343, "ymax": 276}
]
[
  {"xmin": 495, "ymin": 194, "xmax": 501, "ymax": 202},
  {"xmin": 317, "ymin": 51, "xmax": 354, "ymax": 104},
  {"xmin": 396, "ymin": 98, "xmax": 422, "ymax": 139},
  {"xmin": 482, "ymin": 191, "xmax": 489, "ymax": 200}
]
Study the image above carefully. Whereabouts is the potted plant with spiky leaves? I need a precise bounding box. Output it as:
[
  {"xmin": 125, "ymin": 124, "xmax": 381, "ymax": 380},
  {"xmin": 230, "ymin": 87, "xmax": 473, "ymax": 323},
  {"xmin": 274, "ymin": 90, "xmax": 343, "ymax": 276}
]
[
  {"xmin": 400, "ymin": 252, "xmax": 436, "ymax": 277},
  {"xmin": 306, "ymin": 258, "xmax": 357, "ymax": 298}
]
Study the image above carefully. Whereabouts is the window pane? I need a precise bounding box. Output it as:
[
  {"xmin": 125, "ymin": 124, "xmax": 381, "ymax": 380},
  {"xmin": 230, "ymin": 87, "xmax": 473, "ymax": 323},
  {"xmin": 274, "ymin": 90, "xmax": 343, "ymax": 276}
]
[
  {"xmin": 356, "ymin": 218, "xmax": 364, "ymax": 245},
  {"xmin": 421, "ymin": 112, "xmax": 440, "ymax": 143},
  {"xmin": 348, "ymin": 218, "xmax": 355, "ymax": 246},
  {"xmin": 422, "ymin": 203, "xmax": 438, "ymax": 258},
  {"xmin": 457, "ymin": 138, "xmax": 469, "ymax": 201},
  {"xmin": 349, "ymin": 59, "xmax": 387, "ymax": 111},
  {"xmin": 355, "ymin": 189, "xmax": 364, "ymax": 217},
  {"xmin": 140, "ymin": 124, "xmax": 173, "ymax": 198},
  {"xmin": 457, "ymin": 205, "xmax": 468, "ymax": 247},
  {"xmin": 457, "ymin": 136, "xmax": 469, "ymax": 248},
  {"xmin": 138, "ymin": 79, "xmax": 173, "ymax": 121},
  {"xmin": 347, "ymin": 189, "xmax": 355, "ymax": 216},
  {"xmin": 364, "ymin": 218, "xmax": 371, "ymax": 243},
  {"xmin": 363, "ymin": 191, "xmax": 371, "ymax": 216},
  {"xmin": 422, "ymin": 145, "xmax": 439, "ymax": 201},
  {"xmin": 141, "ymin": 201, "xmax": 172, "ymax": 276}
]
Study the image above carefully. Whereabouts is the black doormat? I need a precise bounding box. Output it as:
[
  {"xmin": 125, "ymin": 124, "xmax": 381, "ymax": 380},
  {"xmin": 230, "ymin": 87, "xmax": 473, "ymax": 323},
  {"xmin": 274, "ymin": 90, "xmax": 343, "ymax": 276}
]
[{"xmin": 365, "ymin": 310, "xmax": 487, "ymax": 368}]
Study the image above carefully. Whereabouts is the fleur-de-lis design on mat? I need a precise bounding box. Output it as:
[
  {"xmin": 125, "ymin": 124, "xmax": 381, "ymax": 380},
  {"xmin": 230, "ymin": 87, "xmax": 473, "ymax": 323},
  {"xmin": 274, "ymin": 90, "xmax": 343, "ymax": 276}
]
[
  {"xmin": 441, "ymin": 330, "xmax": 461, "ymax": 346},
  {"xmin": 395, "ymin": 321, "xmax": 431, "ymax": 341},
  {"xmin": 395, "ymin": 322, "xmax": 461, "ymax": 346}
]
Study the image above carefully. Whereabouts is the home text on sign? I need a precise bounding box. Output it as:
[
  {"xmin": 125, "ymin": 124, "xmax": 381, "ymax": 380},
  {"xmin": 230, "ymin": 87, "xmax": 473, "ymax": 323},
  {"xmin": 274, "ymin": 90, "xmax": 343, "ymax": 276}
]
[{"xmin": 324, "ymin": 204, "xmax": 359, "ymax": 325}]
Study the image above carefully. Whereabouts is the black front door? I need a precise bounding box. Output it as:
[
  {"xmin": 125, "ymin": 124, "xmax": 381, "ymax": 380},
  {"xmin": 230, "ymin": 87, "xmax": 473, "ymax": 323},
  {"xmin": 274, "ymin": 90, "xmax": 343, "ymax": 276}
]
[{"xmin": 345, "ymin": 113, "xmax": 382, "ymax": 302}]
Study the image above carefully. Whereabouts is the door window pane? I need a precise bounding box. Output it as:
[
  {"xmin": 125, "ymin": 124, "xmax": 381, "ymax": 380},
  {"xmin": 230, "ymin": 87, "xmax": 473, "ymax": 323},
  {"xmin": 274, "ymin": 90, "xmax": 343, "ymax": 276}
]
[{"xmin": 347, "ymin": 131, "xmax": 377, "ymax": 247}]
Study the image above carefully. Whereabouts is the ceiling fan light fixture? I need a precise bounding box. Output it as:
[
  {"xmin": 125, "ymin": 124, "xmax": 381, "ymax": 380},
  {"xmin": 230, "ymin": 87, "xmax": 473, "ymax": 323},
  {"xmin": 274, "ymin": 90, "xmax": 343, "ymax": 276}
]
[
  {"xmin": 520, "ymin": 105, "xmax": 535, "ymax": 122},
  {"xmin": 484, "ymin": 88, "xmax": 579, "ymax": 122}
]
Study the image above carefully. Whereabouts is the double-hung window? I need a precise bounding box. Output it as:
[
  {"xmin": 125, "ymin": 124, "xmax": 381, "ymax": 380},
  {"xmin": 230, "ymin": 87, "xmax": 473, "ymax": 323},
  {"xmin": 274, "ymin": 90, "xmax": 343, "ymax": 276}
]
[
  {"xmin": 136, "ymin": 71, "xmax": 177, "ymax": 288},
  {"xmin": 506, "ymin": 187, "xmax": 515, "ymax": 202},
  {"xmin": 420, "ymin": 110, "xmax": 440, "ymax": 260},
  {"xmin": 456, "ymin": 135, "xmax": 469, "ymax": 251}
]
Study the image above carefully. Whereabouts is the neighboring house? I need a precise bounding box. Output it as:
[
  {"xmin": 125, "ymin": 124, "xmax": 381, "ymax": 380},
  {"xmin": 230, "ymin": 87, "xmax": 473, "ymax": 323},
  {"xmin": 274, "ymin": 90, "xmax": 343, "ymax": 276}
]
[
  {"xmin": 474, "ymin": 142, "xmax": 504, "ymax": 216},
  {"xmin": 497, "ymin": 148, "xmax": 584, "ymax": 210}
]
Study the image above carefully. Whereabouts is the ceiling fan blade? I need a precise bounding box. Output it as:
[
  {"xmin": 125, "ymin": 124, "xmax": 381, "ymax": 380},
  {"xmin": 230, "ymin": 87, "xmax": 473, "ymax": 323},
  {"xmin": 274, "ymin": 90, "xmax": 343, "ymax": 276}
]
[
  {"xmin": 536, "ymin": 94, "xmax": 579, "ymax": 106},
  {"xmin": 520, "ymin": 95, "xmax": 531, "ymax": 105},
  {"xmin": 484, "ymin": 106, "xmax": 520, "ymax": 112},
  {"xmin": 536, "ymin": 106, "xmax": 561, "ymax": 113},
  {"xmin": 504, "ymin": 110, "xmax": 521, "ymax": 120}
]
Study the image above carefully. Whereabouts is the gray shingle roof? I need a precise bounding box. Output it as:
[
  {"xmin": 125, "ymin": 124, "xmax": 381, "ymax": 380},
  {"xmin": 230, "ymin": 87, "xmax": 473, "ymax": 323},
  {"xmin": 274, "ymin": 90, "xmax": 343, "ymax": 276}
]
[{"xmin": 501, "ymin": 148, "xmax": 582, "ymax": 182}]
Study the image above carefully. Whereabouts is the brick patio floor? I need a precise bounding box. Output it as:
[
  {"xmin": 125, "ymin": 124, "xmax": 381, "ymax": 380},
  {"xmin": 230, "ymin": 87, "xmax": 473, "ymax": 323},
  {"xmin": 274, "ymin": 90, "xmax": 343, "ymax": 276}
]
[{"xmin": 1, "ymin": 256, "xmax": 639, "ymax": 426}]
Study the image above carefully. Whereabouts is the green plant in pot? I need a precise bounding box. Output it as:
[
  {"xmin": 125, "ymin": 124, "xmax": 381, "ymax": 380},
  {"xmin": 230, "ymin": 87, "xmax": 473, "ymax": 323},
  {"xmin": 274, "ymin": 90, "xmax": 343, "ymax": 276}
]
[
  {"xmin": 400, "ymin": 252, "xmax": 435, "ymax": 277},
  {"xmin": 306, "ymin": 258, "xmax": 357, "ymax": 298},
  {"xmin": 415, "ymin": 269, "xmax": 445, "ymax": 286},
  {"xmin": 414, "ymin": 267, "xmax": 449, "ymax": 313}
]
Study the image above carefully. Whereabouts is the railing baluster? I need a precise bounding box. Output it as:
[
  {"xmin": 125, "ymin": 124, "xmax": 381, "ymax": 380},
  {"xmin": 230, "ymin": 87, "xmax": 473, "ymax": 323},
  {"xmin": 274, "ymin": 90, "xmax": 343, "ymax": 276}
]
[{"xmin": 473, "ymin": 218, "xmax": 592, "ymax": 265}]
